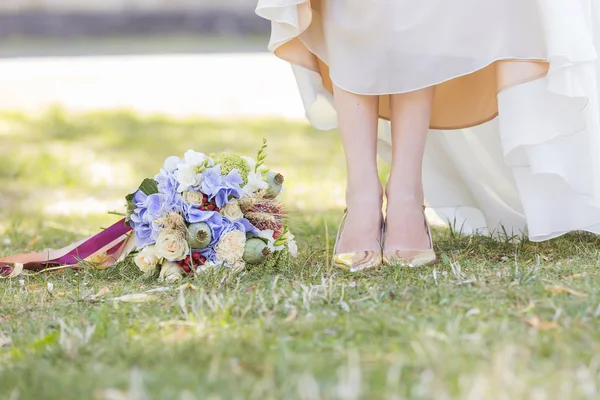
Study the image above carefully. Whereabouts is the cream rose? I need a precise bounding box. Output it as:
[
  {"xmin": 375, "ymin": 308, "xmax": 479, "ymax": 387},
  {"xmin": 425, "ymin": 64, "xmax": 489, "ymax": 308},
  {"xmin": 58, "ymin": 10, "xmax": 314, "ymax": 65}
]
[
  {"xmin": 159, "ymin": 262, "xmax": 184, "ymax": 282},
  {"xmin": 215, "ymin": 230, "xmax": 246, "ymax": 267},
  {"xmin": 134, "ymin": 245, "xmax": 162, "ymax": 272},
  {"xmin": 155, "ymin": 230, "xmax": 190, "ymax": 261},
  {"xmin": 220, "ymin": 200, "xmax": 244, "ymax": 221},
  {"xmin": 183, "ymin": 191, "xmax": 203, "ymax": 205}
]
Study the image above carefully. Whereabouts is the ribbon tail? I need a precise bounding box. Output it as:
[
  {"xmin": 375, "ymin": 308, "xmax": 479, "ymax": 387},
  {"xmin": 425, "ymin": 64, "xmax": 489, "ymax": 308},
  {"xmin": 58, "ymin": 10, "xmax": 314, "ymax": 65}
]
[{"xmin": 0, "ymin": 219, "xmax": 134, "ymax": 278}]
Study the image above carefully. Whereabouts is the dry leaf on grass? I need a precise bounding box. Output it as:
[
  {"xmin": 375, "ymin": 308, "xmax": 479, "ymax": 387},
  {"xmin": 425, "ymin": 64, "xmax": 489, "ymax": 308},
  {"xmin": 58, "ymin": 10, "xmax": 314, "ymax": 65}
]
[
  {"xmin": 545, "ymin": 285, "xmax": 587, "ymax": 298},
  {"xmin": 518, "ymin": 300, "xmax": 536, "ymax": 314},
  {"xmin": 466, "ymin": 307, "xmax": 481, "ymax": 317},
  {"xmin": 162, "ymin": 326, "xmax": 191, "ymax": 342},
  {"xmin": 525, "ymin": 316, "xmax": 558, "ymax": 330},
  {"xmin": 24, "ymin": 284, "xmax": 43, "ymax": 294},
  {"xmin": 176, "ymin": 283, "xmax": 199, "ymax": 292},
  {"xmin": 144, "ymin": 286, "xmax": 171, "ymax": 293},
  {"xmin": 284, "ymin": 309, "xmax": 298, "ymax": 322},
  {"xmin": 560, "ymin": 273, "xmax": 585, "ymax": 279},
  {"xmin": 88, "ymin": 286, "xmax": 110, "ymax": 300},
  {"xmin": 110, "ymin": 293, "xmax": 158, "ymax": 303},
  {"xmin": 81, "ymin": 286, "xmax": 111, "ymax": 302},
  {"xmin": 0, "ymin": 334, "xmax": 12, "ymax": 347}
]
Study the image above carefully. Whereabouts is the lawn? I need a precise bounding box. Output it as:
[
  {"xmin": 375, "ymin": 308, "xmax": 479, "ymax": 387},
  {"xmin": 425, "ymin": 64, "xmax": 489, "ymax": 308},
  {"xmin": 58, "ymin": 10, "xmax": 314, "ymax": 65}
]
[{"xmin": 1, "ymin": 109, "xmax": 600, "ymax": 399}]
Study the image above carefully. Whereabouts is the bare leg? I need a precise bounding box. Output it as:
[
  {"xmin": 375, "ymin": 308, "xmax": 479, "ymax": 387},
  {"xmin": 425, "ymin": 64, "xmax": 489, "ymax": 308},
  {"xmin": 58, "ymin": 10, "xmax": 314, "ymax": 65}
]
[
  {"xmin": 384, "ymin": 86, "xmax": 435, "ymax": 251},
  {"xmin": 333, "ymin": 84, "xmax": 383, "ymax": 254}
]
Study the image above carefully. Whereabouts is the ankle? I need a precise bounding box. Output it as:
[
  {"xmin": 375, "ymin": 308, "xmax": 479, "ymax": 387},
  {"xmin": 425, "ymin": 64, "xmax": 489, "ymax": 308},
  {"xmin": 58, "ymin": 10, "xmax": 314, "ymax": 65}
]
[
  {"xmin": 385, "ymin": 186, "xmax": 424, "ymax": 204},
  {"xmin": 386, "ymin": 193, "xmax": 424, "ymax": 206},
  {"xmin": 346, "ymin": 189, "xmax": 383, "ymax": 210}
]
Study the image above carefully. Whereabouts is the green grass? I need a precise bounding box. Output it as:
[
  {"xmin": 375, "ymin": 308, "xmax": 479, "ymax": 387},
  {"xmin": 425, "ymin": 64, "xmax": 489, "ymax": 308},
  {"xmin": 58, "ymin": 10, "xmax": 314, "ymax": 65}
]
[
  {"xmin": 0, "ymin": 34, "xmax": 269, "ymax": 57},
  {"xmin": 1, "ymin": 109, "xmax": 600, "ymax": 399}
]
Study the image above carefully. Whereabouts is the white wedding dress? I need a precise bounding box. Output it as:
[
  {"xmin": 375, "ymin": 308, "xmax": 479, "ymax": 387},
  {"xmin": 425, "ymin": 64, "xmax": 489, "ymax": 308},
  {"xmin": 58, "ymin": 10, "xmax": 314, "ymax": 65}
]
[{"xmin": 256, "ymin": 0, "xmax": 600, "ymax": 241}]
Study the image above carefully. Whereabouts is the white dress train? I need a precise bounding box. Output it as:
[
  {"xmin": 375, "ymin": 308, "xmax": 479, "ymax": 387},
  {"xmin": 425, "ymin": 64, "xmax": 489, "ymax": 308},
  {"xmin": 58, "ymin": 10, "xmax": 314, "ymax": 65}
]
[{"xmin": 256, "ymin": 0, "xmax": 600, "ymax": 241}]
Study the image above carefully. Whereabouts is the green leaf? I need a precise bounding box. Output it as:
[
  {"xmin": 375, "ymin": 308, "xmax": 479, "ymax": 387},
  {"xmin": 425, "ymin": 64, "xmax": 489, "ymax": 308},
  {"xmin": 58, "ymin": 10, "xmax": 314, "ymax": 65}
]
[
  {"xmin": 255, "ymin": 139, "xmax": 269, "ymax": 173},
  {"xmin": 124, "ymin": 192, "xmax": 136, "ymax": 225},
  {"xmin": 139, "ymin": 179, "xmax": 159, "ymax": 196}
]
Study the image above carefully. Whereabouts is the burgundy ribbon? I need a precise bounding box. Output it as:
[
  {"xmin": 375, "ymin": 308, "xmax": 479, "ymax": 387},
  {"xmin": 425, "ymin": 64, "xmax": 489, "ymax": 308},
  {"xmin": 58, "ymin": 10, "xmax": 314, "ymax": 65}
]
[
  {"xmin": 52, "ymin": 219, "xmax": 132, "ymax": 265},
  {"xmin": 0, "ymin": 219, "xmax": 133, "ymax": 275}
]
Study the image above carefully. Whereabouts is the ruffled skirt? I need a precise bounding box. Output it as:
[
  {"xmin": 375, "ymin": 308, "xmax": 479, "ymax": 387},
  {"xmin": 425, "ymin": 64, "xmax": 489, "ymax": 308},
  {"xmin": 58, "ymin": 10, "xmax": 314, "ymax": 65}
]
[{"xmin": 256, "ymin": 0, "xmax": 600, "ymax": 241}]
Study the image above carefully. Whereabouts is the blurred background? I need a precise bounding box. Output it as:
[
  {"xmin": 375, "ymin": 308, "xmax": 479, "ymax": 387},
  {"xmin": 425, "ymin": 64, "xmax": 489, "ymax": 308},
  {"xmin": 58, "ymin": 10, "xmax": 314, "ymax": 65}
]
[{"xmin": 0, "ymin": 0, "xmax": 363, "ymax": 250}]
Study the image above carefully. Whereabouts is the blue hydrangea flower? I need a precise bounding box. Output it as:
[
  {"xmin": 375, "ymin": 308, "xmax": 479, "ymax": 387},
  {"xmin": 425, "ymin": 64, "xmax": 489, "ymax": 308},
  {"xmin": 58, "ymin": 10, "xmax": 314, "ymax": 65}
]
[
  {"xmin": 200, "ymin": 165, "xmax": 243, "ymax": 208},
  {"xmin": 154, "ymin": 168, "xmax": 185, "ymax": 213},
  {"xmin": 154, "ymin": 168, "xmax": 178, "ymax": 195},
  {"xmin": 129, "ymin": 190, "xmax": 170, "ymax": 248}
]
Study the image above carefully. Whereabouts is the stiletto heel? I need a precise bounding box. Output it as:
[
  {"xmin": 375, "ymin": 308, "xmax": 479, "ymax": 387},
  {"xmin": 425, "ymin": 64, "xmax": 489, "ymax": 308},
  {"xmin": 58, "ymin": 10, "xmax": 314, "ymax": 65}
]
[
  {"xmin": 382, "ymin": 206, "xmax": 436, "ymax": 268},
  {"xmin": 332, "ymin": 209, "xmax": 383, "ymax": 272}
]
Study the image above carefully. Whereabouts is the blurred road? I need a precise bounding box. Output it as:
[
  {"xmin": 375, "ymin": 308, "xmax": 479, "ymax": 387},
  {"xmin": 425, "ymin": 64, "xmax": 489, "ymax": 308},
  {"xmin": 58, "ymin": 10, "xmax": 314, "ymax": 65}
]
[{"xmin": 0, "ymin": 52, "xmax": 307, "ymax": 120}]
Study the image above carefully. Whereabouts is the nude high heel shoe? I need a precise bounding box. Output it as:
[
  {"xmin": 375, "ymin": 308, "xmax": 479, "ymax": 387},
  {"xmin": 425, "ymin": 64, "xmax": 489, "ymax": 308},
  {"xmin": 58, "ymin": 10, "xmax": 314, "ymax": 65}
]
[
  {"xmin": 332, "ymin": 209, "xmax": 383, "ymax": 272},
  {"xmin": 382, "ymin": 207, "xmax": 436, "ymax": 268}
]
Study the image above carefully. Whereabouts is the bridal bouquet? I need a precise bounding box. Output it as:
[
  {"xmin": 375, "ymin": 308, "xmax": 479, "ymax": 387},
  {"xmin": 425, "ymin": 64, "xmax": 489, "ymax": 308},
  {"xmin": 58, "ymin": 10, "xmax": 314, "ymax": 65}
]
[{"xmin": 126, "ymin": 140, "xmax": 297, "ymax": 281}]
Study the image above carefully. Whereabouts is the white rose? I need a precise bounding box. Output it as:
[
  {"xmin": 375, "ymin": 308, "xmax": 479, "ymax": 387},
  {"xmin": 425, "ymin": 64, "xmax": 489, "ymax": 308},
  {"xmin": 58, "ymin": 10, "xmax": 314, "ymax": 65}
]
[
  {"xmin": 134, "ymin": 245, "xmax": 162, "ymax": 272},
  {"xmin": 215, "ymin": 230, "xmax": 246, "ymax": 267},
  {"xmin": 155, "ymin": 230, "xmax": 190, "ymax": 261},
  {"xmin": 176, "ymin": 164, "xmax": 201, "ymax": 192},
  {"xmin": 159, "ymin": 262, "xmax": 184, "ymax": 282},
  {"xmin": 242, "ymin": 170, "xmax": 269, "ymax": 196},
  {"xmin": 183, "ymin": 191, "xmax": 203, "ymax": 205},
  {"xmin": 183, "ymin": 150, "xmax": 207, "ymax": 167},
  {"xmin": 220, "ymin": 200, "xmax": 244, "ymax": 221},
  {"xmin": 257, "ymin": 229, "xmax": 285, "ymax": 252},
  {"xmin": 287, "ymin": 238, "xmax": 298, "ymax": 258},
  {"xmin": 281, "ymin": 231, "xmax": 298, "ymax": 257},
  {"xmin": 241, "ymin": 156, "xmax": 256, "ymax": 170},
  {"xmin": 163, "ymin": 156, "xmax": 180, "ymax": 172}
]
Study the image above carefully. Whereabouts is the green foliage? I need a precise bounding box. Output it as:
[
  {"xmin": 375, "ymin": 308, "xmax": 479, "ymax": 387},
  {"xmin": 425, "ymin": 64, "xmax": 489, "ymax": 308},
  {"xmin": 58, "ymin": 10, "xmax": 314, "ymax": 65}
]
[
  {"xmin": 255, "ymin": 138, "xmax": 268, "ymax": 173},
  {"xmin": 138, "ymin": 178, "xmax": 159, "ymax": 196},
  {"xmin": 124, "ymin": 192, "xmax": 136, "ymax": 224}
]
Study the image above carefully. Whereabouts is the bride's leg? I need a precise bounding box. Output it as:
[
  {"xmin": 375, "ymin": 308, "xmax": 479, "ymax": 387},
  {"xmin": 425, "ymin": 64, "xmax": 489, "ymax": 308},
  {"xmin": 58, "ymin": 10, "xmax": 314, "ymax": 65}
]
[
  {"xmin": 333, "ymin": 84, "xmax": 383, "ymax": 254},
  {"xmin": 385, "ymin": 86, "xmax": 435, "ymax": 251}
]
